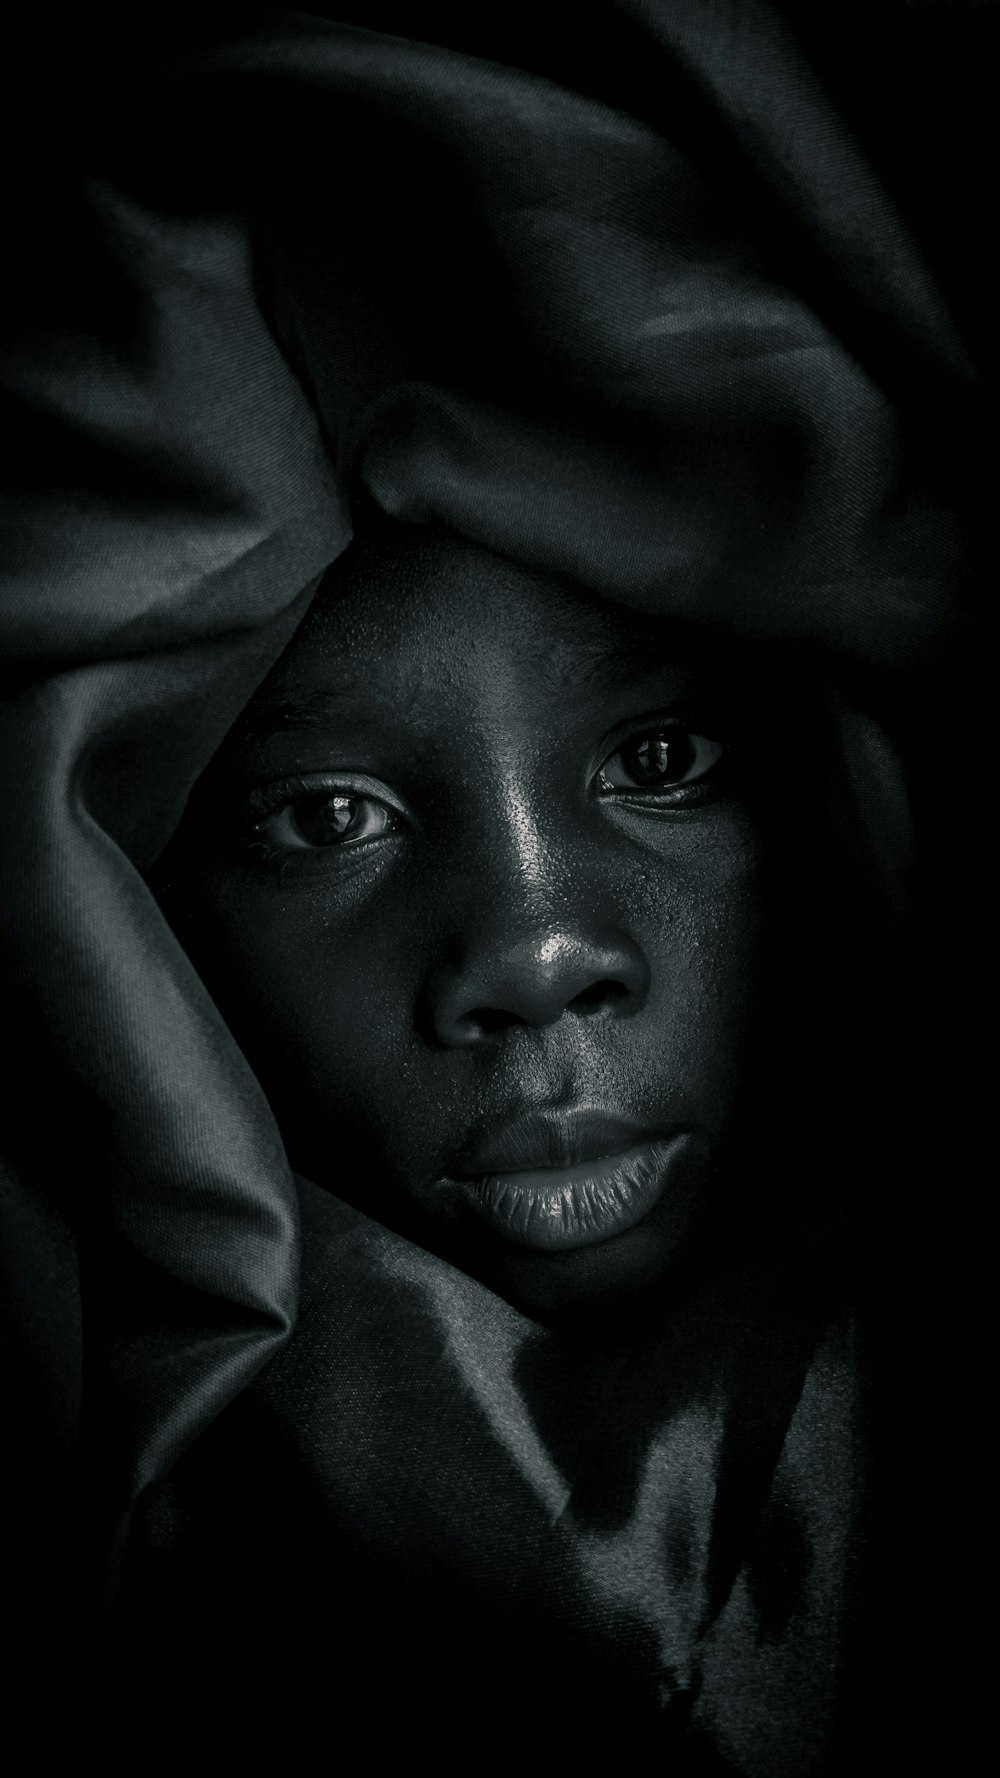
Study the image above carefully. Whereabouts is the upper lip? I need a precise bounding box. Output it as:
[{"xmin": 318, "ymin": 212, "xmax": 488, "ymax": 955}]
[{"xmin": 450, "ymin": 1108, "xmax": 665, "ymax": 1178}]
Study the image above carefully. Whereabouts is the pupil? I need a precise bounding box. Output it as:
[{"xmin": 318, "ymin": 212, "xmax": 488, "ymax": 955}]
[
  {"xmin": 632, "ymin": 731, "xmax": 693, "ymax": 783},
  {"xmin": 294, "ymin": 795, "xmax": 355, "ymax": 845}
]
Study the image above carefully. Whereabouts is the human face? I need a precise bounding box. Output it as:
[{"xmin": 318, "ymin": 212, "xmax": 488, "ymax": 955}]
[{"xmin": 164, "ymin": 530, "xmax": 767, "ymax": 1321}]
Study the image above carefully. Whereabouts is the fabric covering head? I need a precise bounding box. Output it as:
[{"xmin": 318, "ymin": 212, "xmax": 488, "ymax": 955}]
[{"xmin": 0, "ymin": 3, "xmax": 985, "ymax": 1769}]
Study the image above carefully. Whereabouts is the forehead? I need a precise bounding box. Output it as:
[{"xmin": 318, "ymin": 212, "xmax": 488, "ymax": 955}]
[{"xmin": 241, "ymin": 530, "xmax": 724, "ymax": 739}]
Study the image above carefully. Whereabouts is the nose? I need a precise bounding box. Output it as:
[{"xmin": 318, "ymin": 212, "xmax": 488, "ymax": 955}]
[{"xmin": 421, "ymin": 922, "xmax": 650, "ymax": 1048}]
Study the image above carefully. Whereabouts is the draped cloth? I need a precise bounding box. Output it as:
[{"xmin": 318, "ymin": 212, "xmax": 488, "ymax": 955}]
[{"xmin": 0, "ymin": 5, "xmax": 986, "ymax": 1767}]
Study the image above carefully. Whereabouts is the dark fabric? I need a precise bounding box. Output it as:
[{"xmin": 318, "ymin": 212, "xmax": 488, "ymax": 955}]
[
  {"xmin": 0, "ymin": 4, "xmax": 987, "ymax": 1766},
  {"xmin": 118, "ymin": 1176, "xmax": 861, "ymax": 1769}
]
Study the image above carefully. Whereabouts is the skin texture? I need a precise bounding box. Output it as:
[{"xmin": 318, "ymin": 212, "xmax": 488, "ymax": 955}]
[{"xmin": 162, "ymin": 527, "xmax": 774, "ymax": 1321}]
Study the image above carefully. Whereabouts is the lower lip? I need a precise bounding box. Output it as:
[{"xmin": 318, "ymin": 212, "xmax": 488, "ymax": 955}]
[{"xmin": 456, "ymin": 1135, "xmax": 687, "ymax": 1254}]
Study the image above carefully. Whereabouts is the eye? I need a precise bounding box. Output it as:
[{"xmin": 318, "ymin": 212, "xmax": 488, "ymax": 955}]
[
  {"xmin": 255, "ymin": 790, "xmax": 397, "ymax": 852},
  {"xmin": 597, "ymin": 726, "xmax": 726, "ymax": 795}
]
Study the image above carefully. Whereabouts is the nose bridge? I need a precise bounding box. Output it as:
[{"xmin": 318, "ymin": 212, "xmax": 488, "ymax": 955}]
[
  {"xmin": 420, "ymin": 771, "xmax": 651, "ymax": 1045},
  {"xmin": 450, "ymin": 761, "xmax": 592, "ymax": 940},
  {"xmin": 476, "ymin": 758, "xmax": 555, "ymax": 903}
]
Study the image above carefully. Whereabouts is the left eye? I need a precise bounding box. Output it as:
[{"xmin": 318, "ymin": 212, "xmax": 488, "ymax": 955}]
[
  {"xmin": 257, "ymin": 793, "xmax": 396, "ymax": 851},
  {"xmin": 597, "ymin": 728, "xmax": 726, "ymax": 793}
]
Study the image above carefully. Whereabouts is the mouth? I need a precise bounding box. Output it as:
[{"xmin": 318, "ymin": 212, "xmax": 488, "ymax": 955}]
[{"xmin": 444, "ymin": 1111, "xmax": 691, "ymax": 1254}]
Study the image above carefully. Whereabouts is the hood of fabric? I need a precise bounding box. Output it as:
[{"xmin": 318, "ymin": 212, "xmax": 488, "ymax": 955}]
[{"xmin": 0, "ymin": 5, "xmax": 985, "ymax": 1759}]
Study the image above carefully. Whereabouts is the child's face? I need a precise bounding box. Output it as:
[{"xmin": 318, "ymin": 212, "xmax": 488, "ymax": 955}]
[{"xmin": 171, "ymin": 533, "xmax": 765, "ymax": 1319}]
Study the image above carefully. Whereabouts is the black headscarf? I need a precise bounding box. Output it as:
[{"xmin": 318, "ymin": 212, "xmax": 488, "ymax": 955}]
[{"xmin": 1, "ymin": 4, "xmax": 987, "ymax": 1767}]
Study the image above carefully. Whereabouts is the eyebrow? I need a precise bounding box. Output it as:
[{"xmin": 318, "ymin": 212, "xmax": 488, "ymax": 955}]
[
  {"xmin": 529, "ymin": 629, "xmax": 683, "ymax": 692},
  {"xmin": 236, "ymin": 683, "xmax": 401, "ymax": 743},
  {"xmin": 234, "ymin": 622, "xmax": 703, "ymax": 747}
]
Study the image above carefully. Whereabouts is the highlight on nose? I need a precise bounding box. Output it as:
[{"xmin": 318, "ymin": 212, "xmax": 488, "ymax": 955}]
[{"xmin": 422, "ymin": 926, "xmax": 650, "ymax": 1046}]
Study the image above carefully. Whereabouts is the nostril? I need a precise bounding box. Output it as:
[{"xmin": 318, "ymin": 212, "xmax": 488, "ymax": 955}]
[
  {"xmin": 462, "ymin": 1006, "xmax": 528, "ymax": 1036},
  {"xmin": 423, "ymin": 937, "xmax": 649, "ymax": 1046},
  {"xmin": 570, "ymin": 978, "xmax": 630, "ymax": 1013}
]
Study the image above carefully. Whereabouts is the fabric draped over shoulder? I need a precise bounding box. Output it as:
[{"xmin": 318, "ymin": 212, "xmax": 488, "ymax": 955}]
[{"xmin": 0, "ymin": 4, "xmax": 985, "ymax": 1766}]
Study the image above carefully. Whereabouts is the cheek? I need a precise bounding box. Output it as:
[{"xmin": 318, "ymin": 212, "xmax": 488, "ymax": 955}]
[
  {"xmin": 182, "ymin": 875, "xmax": 421, "ymax": 1107},
  {"xmin": 631, "ymin": 820, "xmax": 763, "ymax": 1097},
  {"xmin": 186, "ymin": 880, "xmax": 484, "ymax": 1195}
]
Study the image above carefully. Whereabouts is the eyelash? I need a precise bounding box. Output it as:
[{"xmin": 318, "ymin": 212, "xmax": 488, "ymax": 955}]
[
  {"xmin": 242, "ymin": 724, "xmax": 730, "ymax": 866},
  {"xmin": 246, "ymin": 773, "xmax": 348, "ymax": 823},
  {"xmin": 595, "ymin": 724, "xmax": 729, "ymax": 807},
  {"xmin": 243, "ymin": 774, "xmax": 397, "ymax": 872}
]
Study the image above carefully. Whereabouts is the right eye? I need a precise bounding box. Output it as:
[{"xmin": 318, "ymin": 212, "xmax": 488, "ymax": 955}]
[{"xmin": 257, "ymin": 791, "xmax": 398, "ymax": 852}]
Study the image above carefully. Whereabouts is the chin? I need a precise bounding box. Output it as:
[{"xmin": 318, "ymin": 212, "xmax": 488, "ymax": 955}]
[{"xmin": 432, "ymin": 1198, "xmax": 706, "ymax": 1329}]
